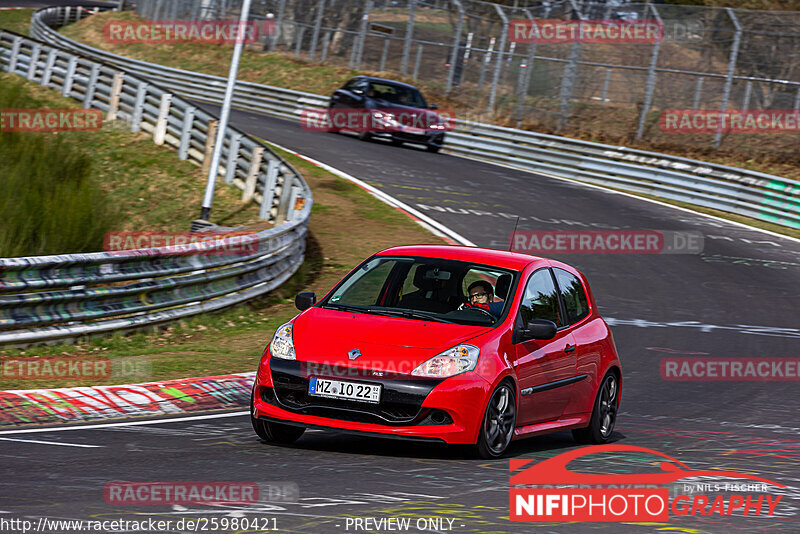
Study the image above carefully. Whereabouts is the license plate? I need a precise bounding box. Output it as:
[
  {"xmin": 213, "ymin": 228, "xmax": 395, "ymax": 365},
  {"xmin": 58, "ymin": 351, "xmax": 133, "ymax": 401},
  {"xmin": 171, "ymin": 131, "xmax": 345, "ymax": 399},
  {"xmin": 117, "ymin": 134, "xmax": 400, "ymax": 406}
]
[{"xmin": 308, "ymin": 377, "xmax": 381, "ymax": 403}]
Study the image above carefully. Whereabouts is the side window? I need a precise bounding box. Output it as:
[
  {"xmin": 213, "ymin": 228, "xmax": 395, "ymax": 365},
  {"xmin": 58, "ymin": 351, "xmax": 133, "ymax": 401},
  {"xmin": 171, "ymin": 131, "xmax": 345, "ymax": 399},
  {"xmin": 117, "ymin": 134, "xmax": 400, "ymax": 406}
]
[
  {"xmin": 344, "ymin": 78, "xmax": 361, "ymax": 90},
  {"xmin": 330, "ymin": 259, "xmax": 396, "ymax": 306},
  {"xmin": 519, "ymin": 269, "xmax": 563, "ymax": 328},
  {"xmin": 554, "ymin": 268, "xmax": 590, "ymax": 325}
]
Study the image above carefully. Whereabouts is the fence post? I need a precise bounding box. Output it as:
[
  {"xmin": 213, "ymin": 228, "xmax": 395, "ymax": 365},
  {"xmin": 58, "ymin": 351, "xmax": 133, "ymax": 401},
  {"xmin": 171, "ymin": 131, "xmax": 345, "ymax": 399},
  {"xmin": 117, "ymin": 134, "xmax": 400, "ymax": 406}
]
[
  {"xmin": 445, "ymin": 0, "xmax": 464, "ymax": 94},
  {"xmin": 635, "ymin": 3, "xmax": 662, "ymax": 140},
  {"xmin": 413, "ymin": 45, "xmax": 423, "ymax": 80},
  {"xmin": 742, "ymin": 80, "xmax": 753, "ymax": 109},
  {"xmin": 487, "ymin": 4, "xmax": 509, "ymax": 113},
  {"xmin": 714, "ymin": 7, "xmax": 742, "ymax": 148},
  {"xmin": 267, "ymin": 0, "xmax": 286, "ymax": 51},
  {"xmin": 243, "ymin": 146, "xmax": 265, "ymax": 202},
  {"xmin": 692, "ymin": 76, "xmax": 704, "ymax": 109},
  {"xmin": 401, "ymin": 0, "xmax": 416, "ymax": 76},
  {"xmin": 600, "ymin": 68, "xmax": 611, "ymax": 105},
  {"xmin": 153, "ymin": 92, "xmax": 172, "ymax": 145},
  {"xmin": 106, "ymin": 71, "xmax": 124, "ymax": 121},
  {"xmin": 308, "ymin": 0, "xmax": 325, "ymax": 61},
  {"xmin": 294, "ymin": 26, "xmax": 305, "ymax": 58},
  {"xmin": 355, "ymin": 0, "xmax": 372, "ymax": 70},
  {"xmin": 557, "ymin": 0, "xmax": 584, "ymax": 132},
  {"xmin": 41, "ymin": 49, "xmax": 56, "ymax": 87},
  {"xmin": 321, "ymin": 31, "xmax": 331, "ymax": 63},
  {"xmin": 83, "ymin": 63, "xmax": 100, "ymax": 108},
  {"xmin": 514, "ymin": 7, "xmax": 546, "ymax": 121},
  {"xmin": 794, "ymin": 86, "xmax": 800, "ymax": 111},
  {"xmin": 130, "ymin": 81, "xmax": 147, "ymax": 132},
  {"xmin": 61, "ymin": 56, "xmax": 77, "ymax": 98},
  {"xmin": 477, "ymin": 38, "xmax": 495, "ymax": 92},
  {"xmin": 26, "ymin": 44, "xmax": 41, "ymax": 81},
  {"xmin": 260, "ymin": 159, "xmax": 280, "ymax": 220},
  {"xmin": 202, "ymin": 120, "xmax": 219, "ymax": 174},
  {"xmin": 178, "ymin": 106, "xmax": 196, "ymax": 159},
  {"xmin": 8, "ymin": 36, "xmax": 22, "ymax": 74},
  {"xmin": 379, "ymin": 38, "xmax": 390, "ymax": 71},
  {"xmin": 225, "ymin": 133, "xmax": 243, "ymax": 184}
]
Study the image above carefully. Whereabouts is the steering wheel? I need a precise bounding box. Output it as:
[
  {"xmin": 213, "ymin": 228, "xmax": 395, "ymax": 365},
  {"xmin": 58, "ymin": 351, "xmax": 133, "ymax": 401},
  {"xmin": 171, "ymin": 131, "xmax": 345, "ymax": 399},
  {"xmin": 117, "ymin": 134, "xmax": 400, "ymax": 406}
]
[{"xmin": 469, "ymin": 306, "xmax": 496, "ymax": 320}]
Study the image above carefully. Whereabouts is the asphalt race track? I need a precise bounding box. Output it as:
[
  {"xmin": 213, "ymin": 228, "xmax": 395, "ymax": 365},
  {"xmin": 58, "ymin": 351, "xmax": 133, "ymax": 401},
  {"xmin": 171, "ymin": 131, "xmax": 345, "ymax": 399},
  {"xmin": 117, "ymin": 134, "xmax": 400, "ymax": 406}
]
[{"xmin": 1, "ymin": 10, "xmax": 800, "ymax": 531}]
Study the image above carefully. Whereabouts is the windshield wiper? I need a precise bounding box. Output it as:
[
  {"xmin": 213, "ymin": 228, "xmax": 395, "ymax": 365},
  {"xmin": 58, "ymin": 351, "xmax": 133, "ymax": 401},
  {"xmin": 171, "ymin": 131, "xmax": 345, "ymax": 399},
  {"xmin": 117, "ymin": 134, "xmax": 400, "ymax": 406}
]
[
  {"xmin": 367, "ymin": 308, "xmax": 456, "ymax": 324},
  {"xmin": 322, "ymin": 303, "xmax": 370, "ymax": 313}
]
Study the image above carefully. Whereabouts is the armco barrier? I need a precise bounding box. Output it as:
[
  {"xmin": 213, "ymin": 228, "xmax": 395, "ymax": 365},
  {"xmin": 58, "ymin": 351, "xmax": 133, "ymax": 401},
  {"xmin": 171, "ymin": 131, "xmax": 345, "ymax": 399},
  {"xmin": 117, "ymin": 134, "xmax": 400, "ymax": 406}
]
[
  {"xmin": 27, "ymin": 4, "xmax": 799, "ymax": 230},
  {"xmin": 0, "ymin": 25, "xmax": 313, "ymax": 346}
]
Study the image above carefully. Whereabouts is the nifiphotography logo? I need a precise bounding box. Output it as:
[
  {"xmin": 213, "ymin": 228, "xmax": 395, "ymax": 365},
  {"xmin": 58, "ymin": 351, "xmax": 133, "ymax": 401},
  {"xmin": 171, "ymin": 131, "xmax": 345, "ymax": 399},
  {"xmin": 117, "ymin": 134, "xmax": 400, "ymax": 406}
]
[{"xmin": 509, "ymin": 445, "xmax": 785, "ymax": 522}]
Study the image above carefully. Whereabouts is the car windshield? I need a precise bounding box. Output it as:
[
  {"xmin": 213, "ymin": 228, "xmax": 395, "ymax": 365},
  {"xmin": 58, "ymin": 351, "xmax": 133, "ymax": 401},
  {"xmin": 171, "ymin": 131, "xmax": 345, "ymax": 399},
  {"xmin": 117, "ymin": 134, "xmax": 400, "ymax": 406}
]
[
  {"xmin": 368, "ymin": 83, "xmax": 427, "ymax": 108},
  {"xmin": 321, "ymin": 256, "xmax": 517, "ymax": 326}
]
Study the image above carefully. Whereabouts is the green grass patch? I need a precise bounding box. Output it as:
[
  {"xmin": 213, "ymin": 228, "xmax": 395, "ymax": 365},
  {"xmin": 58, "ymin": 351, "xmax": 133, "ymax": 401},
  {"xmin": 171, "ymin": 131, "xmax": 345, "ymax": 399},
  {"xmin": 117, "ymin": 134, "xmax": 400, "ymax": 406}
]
[{"xmin": 0, "ymin": 8, "xmax": 33, "ymax": 35}]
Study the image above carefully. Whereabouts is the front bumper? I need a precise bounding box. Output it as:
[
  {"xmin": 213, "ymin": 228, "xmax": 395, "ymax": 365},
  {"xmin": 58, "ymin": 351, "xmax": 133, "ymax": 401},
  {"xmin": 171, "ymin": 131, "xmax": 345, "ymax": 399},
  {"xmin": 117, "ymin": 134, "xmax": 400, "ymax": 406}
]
[{"xmin": 253, "ymin": 359, "xmax": 491, "ymax": 445}]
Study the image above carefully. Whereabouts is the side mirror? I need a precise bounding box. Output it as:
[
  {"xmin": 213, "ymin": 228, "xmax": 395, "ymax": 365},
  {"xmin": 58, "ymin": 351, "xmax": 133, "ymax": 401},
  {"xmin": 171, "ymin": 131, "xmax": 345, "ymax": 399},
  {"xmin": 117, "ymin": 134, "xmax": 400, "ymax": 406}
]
[
  {"xmin": 295, "ymin": 292, "xmax": 317, "ymax": 311},
  {"xmin": 429, "ymin": 103, "xmax": 439, "ymax": 109},
  {"xmin": 520, "ymin": 319, "xmax": 557, "ymax": 341},
  {"xmin": 352, "ymin": 88, "xmax": 365, "ymax": 97}
]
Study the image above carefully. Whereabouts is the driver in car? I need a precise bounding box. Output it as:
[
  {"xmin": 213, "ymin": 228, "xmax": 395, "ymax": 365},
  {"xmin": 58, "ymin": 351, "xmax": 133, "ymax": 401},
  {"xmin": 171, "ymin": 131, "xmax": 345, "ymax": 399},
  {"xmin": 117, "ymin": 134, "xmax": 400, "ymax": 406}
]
[{"xmin": 465, "ymin": 281, "xmax": 504, "ymax": 316}]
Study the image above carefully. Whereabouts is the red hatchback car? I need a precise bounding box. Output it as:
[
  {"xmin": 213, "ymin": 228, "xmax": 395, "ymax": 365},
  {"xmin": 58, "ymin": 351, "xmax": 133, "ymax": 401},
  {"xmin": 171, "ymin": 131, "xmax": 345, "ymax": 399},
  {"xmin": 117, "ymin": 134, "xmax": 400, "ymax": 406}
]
[{"xmin": 251, "ymin": 245, "xmax": 622, "ymax": 458}]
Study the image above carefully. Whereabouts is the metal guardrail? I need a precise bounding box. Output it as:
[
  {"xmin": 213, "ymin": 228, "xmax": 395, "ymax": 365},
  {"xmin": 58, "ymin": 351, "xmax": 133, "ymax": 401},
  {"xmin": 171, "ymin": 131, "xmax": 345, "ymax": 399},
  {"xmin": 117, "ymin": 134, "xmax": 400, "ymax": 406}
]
[
  {"xmin": 0, "ymin": 22, "xmax": 313, "ymax": 346},
  {"xmin": 27, "ymin": 5, "xmax": 799, "ymax": 230}
]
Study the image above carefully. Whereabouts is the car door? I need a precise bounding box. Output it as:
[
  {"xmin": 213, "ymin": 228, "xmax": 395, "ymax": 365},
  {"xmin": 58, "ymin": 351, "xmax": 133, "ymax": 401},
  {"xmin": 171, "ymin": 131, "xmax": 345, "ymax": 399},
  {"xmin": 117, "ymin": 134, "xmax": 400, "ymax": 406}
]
[
  {"xmin": 552, "ymin": 267, "xmax": 596, "ymax": 417},
  {"xmin": 513, "ymin": 268, "xmax": 578, "ymax": 425}
]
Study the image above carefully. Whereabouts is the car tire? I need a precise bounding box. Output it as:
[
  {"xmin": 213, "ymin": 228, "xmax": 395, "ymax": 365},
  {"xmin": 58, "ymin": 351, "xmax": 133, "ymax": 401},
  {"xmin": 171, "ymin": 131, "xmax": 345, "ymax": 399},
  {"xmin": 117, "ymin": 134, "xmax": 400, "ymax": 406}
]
[
  {"xmin": 474, "ymin": 381, "xmax": 516, "ymax": 458},
  {"xmin": 572, "ymin": 371, "xmax": 619, "ymax": 444},
  {"xmin": 358, "ymin": 131, "xmax": 372, "ymax": 142},
  {"xmin": 327, "ymin": 108, "xmax": 341, "ymax": 133},
  {"xmin": 251, "ymin": 390, "xmax": 305, "ymax": 444},
  {"xmin": 426, "ymin": 143, "xmax": 441, "ymax": 153},
  {"xmin": 391, "ymin": 139, "xmax": 404, "ymax": 147}
]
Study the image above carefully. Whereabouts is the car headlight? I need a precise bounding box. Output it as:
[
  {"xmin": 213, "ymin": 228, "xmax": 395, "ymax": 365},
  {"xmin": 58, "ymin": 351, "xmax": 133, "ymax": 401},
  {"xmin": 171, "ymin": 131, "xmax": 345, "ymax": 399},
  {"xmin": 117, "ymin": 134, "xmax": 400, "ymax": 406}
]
[
  {"xmin": 411, "ymin": 344, "xmax": 479, "ymax": 378},
  {"xmin": 372, "ymin": 110, "xmax": 398, "ymax": 124},
  {"xmin": 269, "ymin": 323, "xmax": 296, "ymax": 360}
]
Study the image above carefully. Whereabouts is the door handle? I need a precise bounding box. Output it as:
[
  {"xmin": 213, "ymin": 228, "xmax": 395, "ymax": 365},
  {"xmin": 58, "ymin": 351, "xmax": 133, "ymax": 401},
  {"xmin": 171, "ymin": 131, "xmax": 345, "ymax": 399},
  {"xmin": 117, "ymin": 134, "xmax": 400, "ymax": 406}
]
[{"xmin": 564, "ymin": 345, "xmax": 576, "ymax": 354}]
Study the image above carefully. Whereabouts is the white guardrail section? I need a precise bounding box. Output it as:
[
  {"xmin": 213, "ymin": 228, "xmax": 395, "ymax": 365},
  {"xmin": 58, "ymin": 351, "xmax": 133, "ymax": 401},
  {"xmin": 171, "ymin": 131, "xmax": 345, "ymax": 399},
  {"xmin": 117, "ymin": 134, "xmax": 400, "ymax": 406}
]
[
  {"xmin": 0, "ymin": 16, "xmax": 313, "ymax": 347},
  {"xmin": 27, "ymin": 4, "xmax": 800, "ymax": 230}
]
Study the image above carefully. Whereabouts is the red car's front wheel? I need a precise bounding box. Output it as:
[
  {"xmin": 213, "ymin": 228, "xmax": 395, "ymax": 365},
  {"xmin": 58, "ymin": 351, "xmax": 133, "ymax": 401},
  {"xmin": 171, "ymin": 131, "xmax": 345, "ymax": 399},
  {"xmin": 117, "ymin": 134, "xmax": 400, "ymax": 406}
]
[
  {"xmin": 251, "ymin": 389, "xmax": 305, "ymax": 444},
  {"xmin": 475, "ymin": 382, "xmax": 516, "ymax": 458}
]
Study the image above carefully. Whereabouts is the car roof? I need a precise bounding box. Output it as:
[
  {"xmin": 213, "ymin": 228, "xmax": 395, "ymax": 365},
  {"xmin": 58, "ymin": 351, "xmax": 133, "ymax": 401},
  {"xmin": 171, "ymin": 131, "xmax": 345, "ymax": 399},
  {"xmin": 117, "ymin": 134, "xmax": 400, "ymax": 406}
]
[
  {"xmin": 351, "ymin": 75, "xmax": 420, "ymax": 91},
  {"xmin": 376, "ymin": 245, "xmax": 543, "ymax": 270}
]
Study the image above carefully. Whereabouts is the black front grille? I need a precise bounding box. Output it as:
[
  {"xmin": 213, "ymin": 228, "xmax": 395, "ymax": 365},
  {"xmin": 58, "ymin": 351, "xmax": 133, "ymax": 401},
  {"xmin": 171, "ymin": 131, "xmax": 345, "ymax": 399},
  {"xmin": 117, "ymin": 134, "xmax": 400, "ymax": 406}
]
[{"xmin": 267, "ymin": 359, "xmax": 445, "ymax": 426}]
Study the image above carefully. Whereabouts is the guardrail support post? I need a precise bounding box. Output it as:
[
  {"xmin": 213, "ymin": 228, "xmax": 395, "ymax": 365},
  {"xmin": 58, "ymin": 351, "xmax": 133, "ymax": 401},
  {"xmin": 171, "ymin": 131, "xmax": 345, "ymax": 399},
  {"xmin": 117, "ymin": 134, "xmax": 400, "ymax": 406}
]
[
  {"xmin": 487, "ymin": 4, "xmax": 508, "ymax": 113},
  {"xmin": 277, "ymin": 176, "xmax": 295, "ymax": 223},
  {"xmin": 714, "ymin": 8, "xmax": 742, "ymax": 149},
  {"xmin": 202, "ymin": 120, "xmax": 219, "ymax": 174},
  {"xmin": 178, "ymin": 106, "xmax": 196, "ymax": 160},
  {"xmin": 445, "ymin": 0, "xmax": 464, "ymax": 94},
  {"xmin": 225, "ymin": 133, "xmax": 243, "ymax": 184},
  {"xmin": 41, "ymin": 49, "xmax": 56, "ymax": 87},
  {"xmin": 287, "ymin": 186, "xmax": 302, "ymax": 222},
  {"xmin": 308, "ymin": 0, "xmax": 325, "ymax": 61},
  {"xmin": 635, "ymin": 4, "xmax": 662, "ymax": 140},
  {"xmin": 61, "ymin": 56, "xmax": 77, "ymax": 98},
  {"xmin": 83, "ymin": 63, "xmax": 100, "ymax": 108},
  {"xmin": 401, "ymin": 0, "xmax": 416, "ymax": 76},
  {"xmin": 243, "ymin": 146, "xmax": 265, "ymax": 202},
  {"xmin": 260, "ymin": 159, "xmax": 280, "ymax": 220},
  {"xmin": 153, "ymin": 92, "xmax": 172, "ymax": 145},
  {"xmin": 26, "ymin": 44, "xmax": 41, "ymax": 81},
  {"xmin": 131, "ymin": 81, "xmax": 147, "ymax": 133},
  {"xmin": 106, "ymin": 72, "xmax": 124, "ymax": 121},
  {"xmin": 8, "ymin": 36, "xmax": 22, "ymax": 74}
]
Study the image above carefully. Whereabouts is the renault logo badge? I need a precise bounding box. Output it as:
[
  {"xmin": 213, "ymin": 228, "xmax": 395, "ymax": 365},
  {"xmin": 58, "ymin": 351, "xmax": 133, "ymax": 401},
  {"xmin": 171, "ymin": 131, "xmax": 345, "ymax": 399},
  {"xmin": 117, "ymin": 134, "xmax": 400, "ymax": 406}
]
[{"xmin": 348, "ymin": 349, "xmax": 361, "ymax": 360}]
